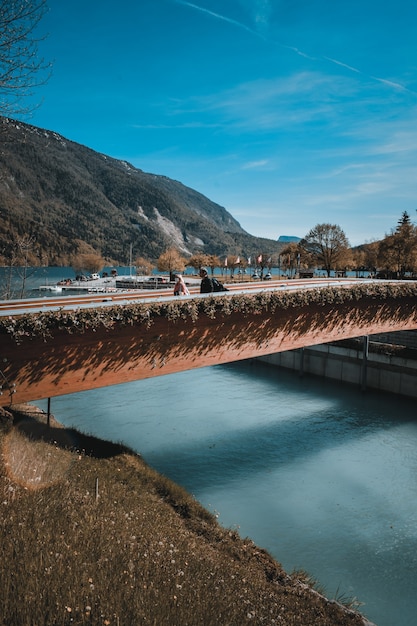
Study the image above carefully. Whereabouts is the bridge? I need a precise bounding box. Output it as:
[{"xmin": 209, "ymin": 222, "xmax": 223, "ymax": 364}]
[{"xmin": 0, "ymin": 278, "xmax": 416, "ymax": 407}]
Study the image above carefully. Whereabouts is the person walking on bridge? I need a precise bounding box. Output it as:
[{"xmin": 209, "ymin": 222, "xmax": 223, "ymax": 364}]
[
  {"xmin": 173, "ymin": 274, "xmax": 190, "ymax": 296},
  {"xmin": 199, "ymin": 268, "xmax": 213, "ymax": 293}
]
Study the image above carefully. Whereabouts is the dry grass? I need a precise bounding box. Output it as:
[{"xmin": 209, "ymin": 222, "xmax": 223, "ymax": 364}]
[
  {"xmin": 0, "ymin": 405, "xmax": 371, "ymax": 626},
  {"xmin": 3, "ymin": 428, "xmax": 73, "ymax": 489}
]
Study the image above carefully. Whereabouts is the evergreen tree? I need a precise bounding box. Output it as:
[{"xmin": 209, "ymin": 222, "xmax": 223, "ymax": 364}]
[{"xmin": 379, "ymin": 211, "xmax": 417, "ymax": 277}]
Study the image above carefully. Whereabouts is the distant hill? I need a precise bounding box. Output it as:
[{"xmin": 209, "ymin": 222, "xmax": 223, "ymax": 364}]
[
  {"xmin": 0, "ymin": 116, "xmax": 284, "ymax": 266},
  {"xmin": 277, "ymin": 235, "xmax": 301, "ymax": 243}
]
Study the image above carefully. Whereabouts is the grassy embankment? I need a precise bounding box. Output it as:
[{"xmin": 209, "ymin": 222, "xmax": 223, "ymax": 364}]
[{"xmin": 0, "ymin": 404, "xmax": 371, "ymax": 626}]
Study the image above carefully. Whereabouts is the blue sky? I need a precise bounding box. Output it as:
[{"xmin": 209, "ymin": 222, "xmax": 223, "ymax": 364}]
[{"xmin": 24, "ymin": 0, "xmax": 417, "ymax": 246}]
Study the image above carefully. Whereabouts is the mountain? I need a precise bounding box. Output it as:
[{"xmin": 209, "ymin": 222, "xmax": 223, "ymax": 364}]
[
  {"xmin": 277, "ymin": 236, "xmax": 301, "ymax": 243},
  {"xmin": 0, "ymin": 116, "xmax": 283, "ymax": 266}
]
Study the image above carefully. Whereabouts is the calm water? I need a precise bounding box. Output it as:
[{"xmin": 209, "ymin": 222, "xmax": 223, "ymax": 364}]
[
  {"xmin": 0, "ymin": 266, "xmax": 134, "ymax": 298},
  {"xmin": 35, "ymin": 361, "xmax": 417, "ymax": 626}
]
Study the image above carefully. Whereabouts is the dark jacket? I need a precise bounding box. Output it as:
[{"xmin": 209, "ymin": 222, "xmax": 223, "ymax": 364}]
[{"xmin": 200, "ymin": 276, "xmax": 213, "ymax": 293}]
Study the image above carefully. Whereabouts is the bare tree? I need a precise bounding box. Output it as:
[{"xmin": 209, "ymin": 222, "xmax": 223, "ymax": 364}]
[
  {"xmin": 206, "ymin": 254, "xmax": 221, "ymax": 276},
  {"xmin": 134, "ymin": 256, "xmax": 153, "ymax": 276},
  {"xmin": 157, "ymin": 247, "xmax": 187, "ymax": 275},
  {"xmin": 280, "ymin": 243, "xmax": 302, "ymax": 277},
  {"xmin": 71, "ymin": 253, "xmax": 105, "ymax": 276},
  {"xmin": 186, "ymin": 253, "xmax": 210, "ymax": 274},
  {"xmin": 300, "ymin": 223, "xmax": 350, "ymax": 277},
  {"xmin": 1, "ymin": 233, "xmax": 40, "ymax": 299},
  {"xmin": 0, "ymin": 0, "xmax": 51, "ymax": 117},
  {"xmin": 352, "ymin": 241, "xmax": 379, "ymax": 276}
]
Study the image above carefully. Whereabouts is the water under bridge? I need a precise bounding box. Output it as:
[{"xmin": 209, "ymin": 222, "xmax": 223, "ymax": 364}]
[{"xmin": 0, "ymin": 278, "xmax": 416, "ymax": 407}]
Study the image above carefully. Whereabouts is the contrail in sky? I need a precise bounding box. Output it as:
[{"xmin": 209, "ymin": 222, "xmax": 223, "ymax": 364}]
[
  {"xmin": 173, "ymin": 0, "xmax": 262, "ymax": 38},
  {"xmin": 325, "ymin": 56, "xmax": 413, "ymax": 93},
  {"xmin": 324, "ymin": 57, "xmax": 361, "ymax": 74},
  {"xmin": 173, "ymin": 0, "xmax": 414, "ymax": 94}
]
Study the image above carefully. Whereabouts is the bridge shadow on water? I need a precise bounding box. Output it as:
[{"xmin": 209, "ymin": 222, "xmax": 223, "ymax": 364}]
[{"xmin": 142, "ymin": 361, "xmax": 417, "ymax": 492}]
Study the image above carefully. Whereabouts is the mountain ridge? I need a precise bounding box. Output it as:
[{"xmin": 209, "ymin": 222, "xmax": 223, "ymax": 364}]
[{"xmin": 0, "ymin": 116, "xmax": 283, "ymax": 265}]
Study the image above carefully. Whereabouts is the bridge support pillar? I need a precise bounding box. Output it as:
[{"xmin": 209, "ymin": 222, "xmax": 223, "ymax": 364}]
[
  {"xmin": 361, "ymin": 335, "xmax": 369, "ymax": 391},
  {"xmin": 299, "ymin": 347, "xmax": 304, "ymax": 378}
]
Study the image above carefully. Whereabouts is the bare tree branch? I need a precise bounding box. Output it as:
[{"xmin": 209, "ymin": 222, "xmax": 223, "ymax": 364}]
[{"xmin": 0, "ymin": 0, "xmax": 51, "ymax": 117}]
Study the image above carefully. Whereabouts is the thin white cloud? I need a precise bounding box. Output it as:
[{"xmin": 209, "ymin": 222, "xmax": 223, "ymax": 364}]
[
  {"xmin": 131, "ymin": 121, "xmax": 222, "ymax": 129},
  {"xmin": 370, "ymin": 132, "xmax": 417, "ymax": 156},
  {"xmin": 241, "ymin": 159, "xmax": 269, "ymax": 169},
  {"xmin": 172, "ymin": 0, "xmax": 414, "ymax": 96},
  {"xmin": 250, "ymin": 0, "xmax": 272, "ymax": 37},
  {"xmin": 149, "ymin": 72, "xmax": 336, "ymax": 135},
  {"xmin": 185, "ymin": 72, "xmax": 357, "ymax": 132},
  {"xmin": 355, "ymin": 181, "xmax": 393, "ymax": 195}
]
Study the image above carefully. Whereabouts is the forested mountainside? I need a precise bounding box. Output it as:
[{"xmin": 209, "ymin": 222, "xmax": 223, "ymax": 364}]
[{"xmin": 0, "ymin": 116, "xmax": 283, "ymax": 266}]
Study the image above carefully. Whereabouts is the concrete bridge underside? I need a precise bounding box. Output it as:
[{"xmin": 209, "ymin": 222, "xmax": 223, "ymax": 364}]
[{"xmin": 1, "ymin": 293, "xmax": 417, "ymax": 406}]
